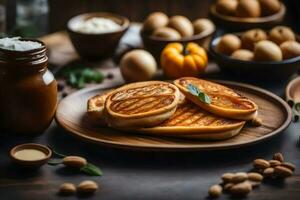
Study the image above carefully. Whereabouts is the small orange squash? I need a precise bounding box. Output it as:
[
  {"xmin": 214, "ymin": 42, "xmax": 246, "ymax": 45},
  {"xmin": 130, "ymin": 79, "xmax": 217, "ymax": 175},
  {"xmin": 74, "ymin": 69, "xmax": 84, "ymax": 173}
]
[{"xmin": 161, "ymin": 42, "xmax": 208, "ymax": 79}]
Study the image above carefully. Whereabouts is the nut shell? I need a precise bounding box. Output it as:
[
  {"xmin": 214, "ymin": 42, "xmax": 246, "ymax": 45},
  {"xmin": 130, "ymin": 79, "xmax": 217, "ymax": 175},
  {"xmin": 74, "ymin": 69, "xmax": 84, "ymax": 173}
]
[
  {"xmin": 142, "ymin": 12, "xmax": 169, "ymax": 33},
  {"xmin": 280, "ymin": 41, "xmax": 300, "ymax": 59},
  {"xmin": 274, "ymin": 166, "xmax": 293, "ymax": 178},
  {"xmin": 216, "ymin": 0, "xmax": 238, "ymax": 16},
  {"xmin": 152, "ymin": 27, "xmax": 181, "ymax": 40},
  {"xmin": 231, "ymin": 172, "xmax": 248, "ymax": 183},
  {"xmin": 221, "ymin": 173, "xmax": 235, "ymax": 183},
  {"xmin": 168, "ymin": 15, "xmax": 194, "ymax": 38},
  {"xmin": 63, "ymin": 156, "xmax": 87, "ymax": 168},
  {"xmin": 247, "ymin": 172, "xmax": 263, "ymax": 182},
  {"xmin": 236, "ymin": 0, "xmax": 261, "ymax": 18},
  {"xmin": 230, "ymin": 182, "xmax": 252, "ymax": 196},
  {"xmin": 231, "ymin": 49, "xmax": 254, "ymax": 61},
  {"xmin": 241, "ymin": 29, "xmax": 267, "ymax": 50},
  {"xmin": 254, "ymin": 40, "xmax": 282, "ymax": 61},
  {"xmin": 269, "ymin": 26, "xmax": 296, "ymax": 45},
  {"xmin": 77, "ymin": 180, "xmax": 98, "ymax": 194},
  {"xmin": 273, "ymin": 152, "xmax": 284, "ymax": 162},
  {"xmin": 216, "ymin": 34, "xmax": 241, "ymax": 55},
  {"xmin": 193, "ymin": 18, "xmax": 215, "ymax": 35},
  {"xmin": 253, "ymin": 158, "xmax": 270, "ymax": 169},
  {"xmin": 59, "ymin": 183, "xmax": 76, "ymax": 195},
  {"xmin": 259, "ymin": 0, "xmax": 281, "ymax": 16},
  {"xmin": 120, "ymin": 50, "xmax": 157, "ymax": 83},
  {"xmin": 208, "ymin": 184, "xmax": 222, "ymax": 198}
]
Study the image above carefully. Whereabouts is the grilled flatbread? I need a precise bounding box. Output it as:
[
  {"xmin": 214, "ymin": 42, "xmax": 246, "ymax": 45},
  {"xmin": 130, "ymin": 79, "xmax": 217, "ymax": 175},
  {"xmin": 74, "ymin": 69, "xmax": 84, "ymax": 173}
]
[
  {"xmin": 137, "ymin": 100, "xmax": 245, "ymax": 140},
  {"xmin": 174, "ymin": 77, "xmax": 258, "ymax": 120},
  {"xmin": 87, "ymin": 91, "xmax": 111, "ymax": 126},
  {"xmin": 104, "ymin": 81, "xmax": 181, "ymax": 128}
]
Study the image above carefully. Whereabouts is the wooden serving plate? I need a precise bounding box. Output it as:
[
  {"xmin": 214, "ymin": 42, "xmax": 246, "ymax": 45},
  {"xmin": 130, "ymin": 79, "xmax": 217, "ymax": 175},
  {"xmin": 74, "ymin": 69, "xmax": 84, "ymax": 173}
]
[{"xmin": 55, "ymin": 81, "xmax": 292, "ymax": 151}]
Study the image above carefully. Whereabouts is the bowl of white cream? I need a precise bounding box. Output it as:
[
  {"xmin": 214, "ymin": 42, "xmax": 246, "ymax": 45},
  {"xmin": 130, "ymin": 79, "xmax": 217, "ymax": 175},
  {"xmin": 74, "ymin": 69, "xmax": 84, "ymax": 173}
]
[{"xmin": 67, "ymin": 12, "xmax": 130, "ymax": 60}]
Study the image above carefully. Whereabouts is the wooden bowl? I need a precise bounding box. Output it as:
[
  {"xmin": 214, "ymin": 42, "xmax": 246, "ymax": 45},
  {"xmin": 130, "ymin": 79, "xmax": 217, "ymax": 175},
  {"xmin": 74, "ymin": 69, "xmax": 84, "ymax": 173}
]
[
  {"xmin": 67, "ymin": 12, "xmax": 130, "ymax": 60},
  {"xmin": 10, "ymin": 143, "xmax": 52, "ymax": 168},
  {"xmin": 209, "ymin": 3, "xmax": 285, "ymax": 31},
  {"xmin": 209, "ymin": 33, "xmax": 300, "ymax": 80},
  {"xmin": 141, "ymin": 27, "xmax": 215, "ymax": 61}
]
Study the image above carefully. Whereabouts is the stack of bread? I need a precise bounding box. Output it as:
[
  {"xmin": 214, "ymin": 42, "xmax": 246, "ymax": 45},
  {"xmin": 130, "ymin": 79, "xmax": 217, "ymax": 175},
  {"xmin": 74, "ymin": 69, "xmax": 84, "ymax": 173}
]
[{"xmin": 87, "ymin": 77, "xmax": 258, "ymax": 140}]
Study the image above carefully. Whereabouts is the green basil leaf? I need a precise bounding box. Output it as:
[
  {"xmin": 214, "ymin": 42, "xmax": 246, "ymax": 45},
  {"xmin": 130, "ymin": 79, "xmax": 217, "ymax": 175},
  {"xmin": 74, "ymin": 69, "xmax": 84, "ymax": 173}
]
[
  {"xmin": 77, "ymin": 76, "xmax": 86, "ymax": 89},
  {"xmin": 80, "ymin": 163, "xmax": 103, "ymax": 176},
  {"xmin": 68, "ymin": 72, "xmax": 77, "ymax": 86},
  {"xmin": 47, "ymin": 158, "xmax": 63, "ymax": 166},
  {"xmin": 187, "ymin": 84, "xmax": 211, "ymax": 104}
]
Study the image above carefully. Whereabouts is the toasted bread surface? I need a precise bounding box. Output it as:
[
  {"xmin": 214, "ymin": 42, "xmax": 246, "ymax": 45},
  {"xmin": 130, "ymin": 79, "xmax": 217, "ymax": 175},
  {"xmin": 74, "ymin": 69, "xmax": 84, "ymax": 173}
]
[
  {"xmin": 174, "ymin": 77, "xmax": 258, "ymax": 120},
  {"xmin": 104, "ymin": 81, "xmax": 181, "ymax": 128},
  {"xmin": 136, "ymin": 100, "xmax": 245, "ymax": 139}
]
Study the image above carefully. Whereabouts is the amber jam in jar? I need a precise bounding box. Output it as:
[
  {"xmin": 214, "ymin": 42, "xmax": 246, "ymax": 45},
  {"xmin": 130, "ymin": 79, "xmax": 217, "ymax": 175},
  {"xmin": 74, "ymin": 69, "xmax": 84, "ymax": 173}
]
[{"xmin": 0, "ymin": 39, "xmax": 57, "ymax": 134}]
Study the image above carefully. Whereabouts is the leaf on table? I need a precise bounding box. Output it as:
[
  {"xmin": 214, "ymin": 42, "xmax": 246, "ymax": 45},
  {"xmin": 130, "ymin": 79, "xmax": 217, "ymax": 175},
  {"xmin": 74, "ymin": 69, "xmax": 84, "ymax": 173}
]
[{"xmin": 80, "ymin": 163, "xmax": 103, "ymax": 176}]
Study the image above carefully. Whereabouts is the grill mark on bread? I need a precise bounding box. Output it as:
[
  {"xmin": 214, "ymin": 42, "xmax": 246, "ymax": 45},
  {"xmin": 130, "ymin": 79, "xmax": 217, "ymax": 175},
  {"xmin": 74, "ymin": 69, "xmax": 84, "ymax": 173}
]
[{"xmin": 178, "ymin": 78, "xmax": 256, "ymax": 110}]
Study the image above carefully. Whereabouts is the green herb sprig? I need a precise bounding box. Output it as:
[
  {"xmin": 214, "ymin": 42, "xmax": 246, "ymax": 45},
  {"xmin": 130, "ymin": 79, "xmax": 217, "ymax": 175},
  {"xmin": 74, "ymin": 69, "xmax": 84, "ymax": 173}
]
[
  {"xmin": 187, "ymin": 84, "xmax": 211, "ymax": 104},
  {"xmin": 47, "ymin": 147, "xmax": 102, "ymax": 176},
  {"xmin": 63, "ymin": 67, "xmax": 104, "ymax": 89}
]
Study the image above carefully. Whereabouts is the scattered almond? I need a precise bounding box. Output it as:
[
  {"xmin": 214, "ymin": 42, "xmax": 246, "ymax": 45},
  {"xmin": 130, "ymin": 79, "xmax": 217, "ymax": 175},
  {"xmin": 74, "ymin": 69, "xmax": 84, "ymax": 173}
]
[
  {"xmin": 253, "ymin": 159, "xmax": 270, "ymax": 169},
  {"xmin": 59, "ymin": 183, "xmax": 76, "ymax": 195},
  {"xmin": 77, "ymin": 180, "xmax": 98, "ymax": 194},
  {"xmin": 221, "ymin": 173, "xmax": 235, "ymax": 183},
  {"xmin": 247, "ymin": 172, "xmax": 263, "ymax": 182},
  {"xmin": 263, "ymin": 167, "xmax": 275, "ymax": 178},
  {"xmin": 223, "ymin": 183, "xmax": 234, "ymax": 192},
  {"xmin": 246, "ymin": 180, "xmax": 261, "ymax": 188},
  {"xmin": 269, "ymin": 160, "xmax": 281, "ymax": 167},
  {"xmin": 63, "ymin": 156, "xmax": 87, "ymax": 168},
  {"xmin": 208, "ymin": 184, "xmax": 222, "ymax": 198},
  {"xmin": 281, "ymin": 162, "xmax": 296, "ymax": 172},
  {"xmin": 231, "ymin": 172, "xmax": 248, "ymax": 183},
  {"xmin": 274, "ymin": 166, "xmax": 293, "ymax": 178},
  {"xmin": 273, "ymin": 153, "xmax": 284, "ymax": 162},
  {"xmin": 230, "ymin": 182, "xmax": 252, "ymax": 196}
]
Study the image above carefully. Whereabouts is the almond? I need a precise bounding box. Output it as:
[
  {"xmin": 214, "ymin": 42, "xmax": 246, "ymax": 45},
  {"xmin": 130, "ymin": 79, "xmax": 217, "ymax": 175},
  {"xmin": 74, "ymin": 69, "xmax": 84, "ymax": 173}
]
[
  {"xmin": 274, "ymin": 166, "xmax": 293, "ymax": 178},
  {"xmin": 59, "ymin": 183, "xmax": 76, "ymax": 195},
  {"xmin": 230, "ymin": 181, "xmax": 252, "ymax": 196},
  {"xmin": 77, "ymin": 180, "xmax": 98, "ymax": 194},
  {"xmin": 253, "ymin": 159, "xmax": 270, "ymax": 169},
  {"xmin": 221, "ymin": 173, "xmax": 235, "ymax": 183},
  {"xmin": 223, "ymin": 183, "xmax": 234, "ymax": 192},
  {"xmin": 281, "ymin": 162, "xmax": 296, "ymax": 172},
  {"xmin": 263, "ymin": 167, "xmax": 275, "ymax": 178},
  {"xmin": 247, "ymin": 172, "xmax": 263, "ymax": 182},
  {"xmin": 269, "ymin": 160, "xmax": 281, "ymax": 167},
  {"xmin": 273, "ymin": 153, "xmax": 284, "ymax": 162},
  {"xmin": 231, "ymin": 172, "xmax": 248, "ymax": 183},
  {"xmin": 208, "ymin": 184, "xmax": 222, "ymax": 198},
  {"xmin": 246, "ymin": 180, "xmax": 261, "ymax": 188},
  {"xmin": 63, "ymin": 156, "xmax": 87, "ymax": 168}
]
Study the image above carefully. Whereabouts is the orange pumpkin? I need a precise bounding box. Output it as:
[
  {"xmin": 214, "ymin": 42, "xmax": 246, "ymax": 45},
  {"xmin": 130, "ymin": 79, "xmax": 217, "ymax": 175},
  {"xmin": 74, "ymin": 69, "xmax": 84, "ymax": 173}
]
[{"xmin": 161, "ymin": 42, "xmax": 208, "ymax": 79}]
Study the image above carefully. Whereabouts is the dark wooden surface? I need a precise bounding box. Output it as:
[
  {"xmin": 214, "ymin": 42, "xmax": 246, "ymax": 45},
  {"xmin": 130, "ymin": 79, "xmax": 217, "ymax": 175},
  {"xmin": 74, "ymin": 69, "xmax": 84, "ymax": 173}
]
[{"xmin": 0, "ymin": 25, "xmax": 300, "ymax": 200}]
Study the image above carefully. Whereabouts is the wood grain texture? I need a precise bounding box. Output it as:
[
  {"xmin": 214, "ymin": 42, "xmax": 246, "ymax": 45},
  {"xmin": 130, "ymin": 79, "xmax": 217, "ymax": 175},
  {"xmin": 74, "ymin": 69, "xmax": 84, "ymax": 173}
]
[{"xmin": 55, "ymin": 80, "xmax": 292, "ymax": 151}]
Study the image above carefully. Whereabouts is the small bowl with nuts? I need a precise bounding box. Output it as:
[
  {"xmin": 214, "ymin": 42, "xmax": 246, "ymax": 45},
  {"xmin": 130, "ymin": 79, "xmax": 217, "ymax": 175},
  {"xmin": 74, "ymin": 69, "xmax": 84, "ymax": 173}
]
[
  {"xmin": 140, "ymin": 12, "xmax": 215, "ymax": 60},
  {"xmin": 210, "ymin": 0, "xmax": 286, "ymax": 31},
  {"xmin": 209, "ymin": 26, "xmax": 300, "ymax": 80}
]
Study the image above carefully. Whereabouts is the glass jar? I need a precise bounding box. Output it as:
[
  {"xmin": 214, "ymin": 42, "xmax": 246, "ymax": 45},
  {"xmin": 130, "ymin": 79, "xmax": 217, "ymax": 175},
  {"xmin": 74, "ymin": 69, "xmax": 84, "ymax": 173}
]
[{"xmin": 0, "ymin": 39, "xmax": 57, "ymax": 134}]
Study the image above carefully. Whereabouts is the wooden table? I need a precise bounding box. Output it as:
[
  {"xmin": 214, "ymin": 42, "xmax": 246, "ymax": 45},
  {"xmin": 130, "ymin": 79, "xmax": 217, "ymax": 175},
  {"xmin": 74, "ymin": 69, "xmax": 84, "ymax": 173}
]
[{"xmin": 0, "ymin": 25, "xmax": 300, "ymax": 200}]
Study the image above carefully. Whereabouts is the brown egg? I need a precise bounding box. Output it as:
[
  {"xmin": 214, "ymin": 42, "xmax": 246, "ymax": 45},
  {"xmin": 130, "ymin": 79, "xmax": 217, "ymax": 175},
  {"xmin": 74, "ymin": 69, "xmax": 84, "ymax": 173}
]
[
  {"xmin": 216, "ymin": 0, "xmax": 238, "ymax": 16},
  {"xmin": 254, "ymin": 40, "xmax": 282, "ymax": 61},
  {"xmin": 258, "ymin": 0, "xmax": 281, "ymax": 16},
  {"xmin": 120, "ymin": 50, "xmax": 157, "ymax": 83},
  {"xmin": 193, "ymin": 18, "xmax": 215, "ymax": 35},
  {"xmin": 168, "ymin": 15, "xmax": 194, "ymax": 38},
  {"xmin": 269, "ymin": 26, "xmax": 296, "ymax": 45},
  {"xmin": 231, "ymin": 49, "xmax": 254, "ymax": 61},
  {"xmin": 152, "ymin": 27, "xmax": 181, "ymax": 40},
  {"xmin": 241, "ymin": 29, "xmax": 267, "ymax": 50},
  {"xmin": 236, "ymin": 0, "xmax": 261, "ymax": 18},
  {"xmin": 280, "ymin": 41, "xmax": 300, "ymax": 59},
  {"xmin": 216, "ymin": 34, "xmax": 242, "ymax": 55},
  {"xmin": 142, "ymin": 12, "xmax": 169, "ymax": 33}
]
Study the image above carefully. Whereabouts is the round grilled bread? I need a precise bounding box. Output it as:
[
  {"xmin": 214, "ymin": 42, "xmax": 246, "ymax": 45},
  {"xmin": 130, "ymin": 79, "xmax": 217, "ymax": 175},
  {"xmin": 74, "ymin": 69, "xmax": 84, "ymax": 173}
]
[
  {"xmin": 87, "ymin": 91, "xmax": 112, "ymax": 126},
  {"xmin": 104, "ymin": 81, "xmax": 181, "ymax": 128},
  {"xmin": 174, "ymin": 77, "xmax": 258, "ymax": 120}
]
